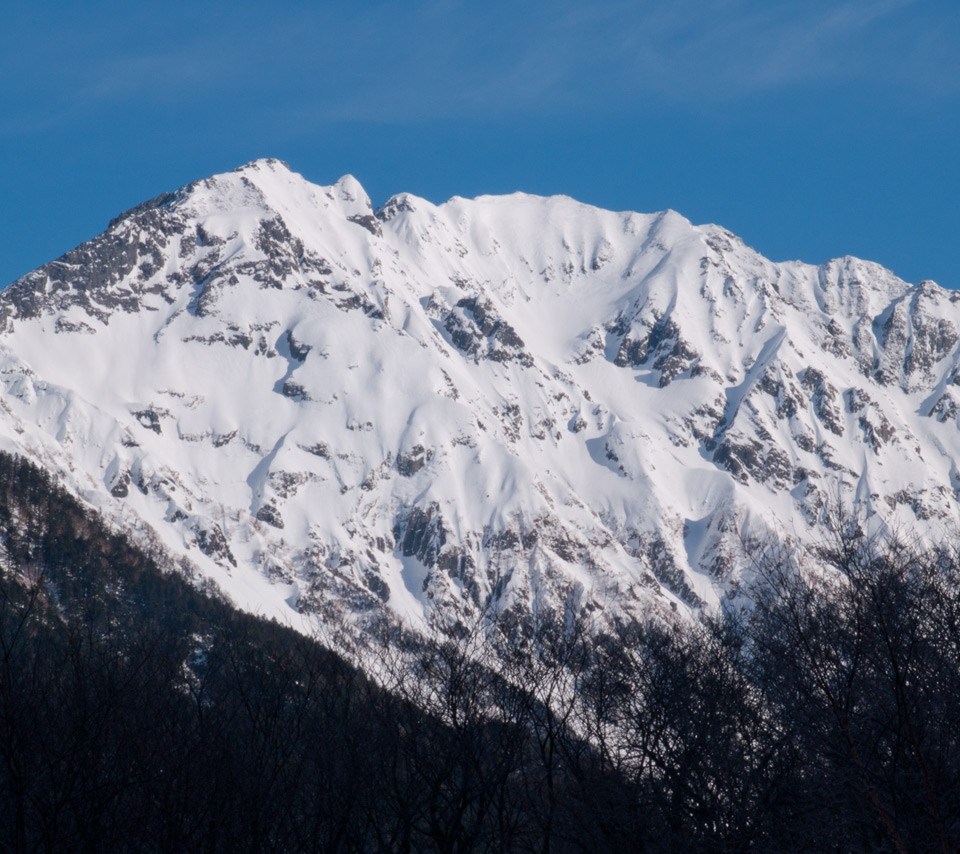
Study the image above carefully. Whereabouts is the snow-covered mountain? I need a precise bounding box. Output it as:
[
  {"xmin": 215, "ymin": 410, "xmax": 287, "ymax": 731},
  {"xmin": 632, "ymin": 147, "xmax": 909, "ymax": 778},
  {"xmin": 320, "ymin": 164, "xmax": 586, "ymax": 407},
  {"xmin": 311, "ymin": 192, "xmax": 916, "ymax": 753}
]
[{"xmin": 1, "ymin": 158, "xmax": 957, "ymax": 635}]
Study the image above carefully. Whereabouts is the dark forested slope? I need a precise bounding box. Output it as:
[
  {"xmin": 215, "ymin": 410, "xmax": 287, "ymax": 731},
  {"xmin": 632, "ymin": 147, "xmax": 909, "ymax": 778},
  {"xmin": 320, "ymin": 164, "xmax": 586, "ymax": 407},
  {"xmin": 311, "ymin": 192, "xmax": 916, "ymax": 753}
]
[
  {"xmin": 2, "ymin": 451, "xmax": 960, "ymax": 853},
  {"xmin": 0, "ymin": 452, "xmax": 623, "ymax": 853}
]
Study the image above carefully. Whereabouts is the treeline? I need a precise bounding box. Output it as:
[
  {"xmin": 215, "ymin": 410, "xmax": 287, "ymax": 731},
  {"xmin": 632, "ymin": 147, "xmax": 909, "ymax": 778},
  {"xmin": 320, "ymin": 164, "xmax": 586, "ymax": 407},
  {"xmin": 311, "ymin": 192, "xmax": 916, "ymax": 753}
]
[
  {"xmin": 2, "ymin": 450, "xmax": 960, "ymax": 852},
  {"xmin": 375, "ymin": 525, "xmax": 960, "ymax": 854}
]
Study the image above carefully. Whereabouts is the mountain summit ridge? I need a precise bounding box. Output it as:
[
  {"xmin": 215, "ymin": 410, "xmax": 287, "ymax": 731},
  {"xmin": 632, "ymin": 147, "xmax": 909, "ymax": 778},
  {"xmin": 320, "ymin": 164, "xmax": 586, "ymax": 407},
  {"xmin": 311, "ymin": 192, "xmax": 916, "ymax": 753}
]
[{"xmin": 0, "ymin": 159, "xmax": 955, "ymax": 636}]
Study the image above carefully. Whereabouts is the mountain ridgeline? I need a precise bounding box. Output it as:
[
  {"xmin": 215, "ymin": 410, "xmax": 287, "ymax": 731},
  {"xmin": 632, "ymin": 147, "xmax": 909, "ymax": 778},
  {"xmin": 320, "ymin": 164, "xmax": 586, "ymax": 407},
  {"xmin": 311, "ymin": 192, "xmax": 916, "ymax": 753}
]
[{"xmin": 1, "ymin": 157, "xmax": 959, "ymax": 637}]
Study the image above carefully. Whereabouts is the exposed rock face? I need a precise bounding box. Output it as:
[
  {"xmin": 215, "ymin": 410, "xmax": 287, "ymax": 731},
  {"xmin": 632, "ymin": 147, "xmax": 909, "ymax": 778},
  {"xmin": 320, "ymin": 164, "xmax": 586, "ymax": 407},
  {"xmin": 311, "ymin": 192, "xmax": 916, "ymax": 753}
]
[{"xmin": 0, "ymin": 158, "xmax": 958, "ymax": 637}]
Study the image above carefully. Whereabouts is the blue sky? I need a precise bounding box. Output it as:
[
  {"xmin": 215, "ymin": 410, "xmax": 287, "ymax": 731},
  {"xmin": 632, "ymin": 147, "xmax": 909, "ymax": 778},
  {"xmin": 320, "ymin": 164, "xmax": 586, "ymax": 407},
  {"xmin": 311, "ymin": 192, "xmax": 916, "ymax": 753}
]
[{"xmin": 1, "ymin": 0, "xmax": 958, "ymax": 287}]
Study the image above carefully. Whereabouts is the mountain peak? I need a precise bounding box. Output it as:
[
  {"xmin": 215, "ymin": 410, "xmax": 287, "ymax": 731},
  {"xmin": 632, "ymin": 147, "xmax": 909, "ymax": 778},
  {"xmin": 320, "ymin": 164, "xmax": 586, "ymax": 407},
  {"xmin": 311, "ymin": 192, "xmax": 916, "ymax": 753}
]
[
  {"xmin": 332, "ymin": 174, "xmax": 372, "ymax": 210},
  {"xmin": 233, "ymin": 157, "xmax": 293, "ymax": 175},
  {"xmin": 0, "ymin": 159, "xmax": 954, "ymax": 642}
]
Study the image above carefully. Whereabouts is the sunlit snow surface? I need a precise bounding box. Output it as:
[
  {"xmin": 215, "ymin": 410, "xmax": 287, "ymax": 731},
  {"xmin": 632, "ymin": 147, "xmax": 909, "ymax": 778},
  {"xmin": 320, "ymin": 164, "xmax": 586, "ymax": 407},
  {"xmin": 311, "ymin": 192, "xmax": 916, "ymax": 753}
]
[{"xmin": 1, "ymin": 158, "xmax": 957, "ymax": 636}]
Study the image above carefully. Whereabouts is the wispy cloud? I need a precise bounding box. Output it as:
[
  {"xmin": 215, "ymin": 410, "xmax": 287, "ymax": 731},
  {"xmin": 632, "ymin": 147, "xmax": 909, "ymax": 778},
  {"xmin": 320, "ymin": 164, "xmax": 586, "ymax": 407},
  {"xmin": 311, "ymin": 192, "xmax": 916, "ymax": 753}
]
[
  {"xmin": 0, "ymin": 0, "xmax": 955, "ymax": 138},
  {"xmin": 549, "ymin": 0, "xmax": 948, "ymax": 103},
  {"xmin": 267, "ymin": 0, "xmax": 959, "ymax": 122}
]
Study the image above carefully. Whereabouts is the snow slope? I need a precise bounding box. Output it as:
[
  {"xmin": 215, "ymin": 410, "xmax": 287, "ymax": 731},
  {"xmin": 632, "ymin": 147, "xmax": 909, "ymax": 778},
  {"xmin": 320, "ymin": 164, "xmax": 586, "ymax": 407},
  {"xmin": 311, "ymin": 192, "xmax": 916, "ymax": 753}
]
[{"xmin": 1, "ymin": 158, "xmax": 957, "ymax": 634}]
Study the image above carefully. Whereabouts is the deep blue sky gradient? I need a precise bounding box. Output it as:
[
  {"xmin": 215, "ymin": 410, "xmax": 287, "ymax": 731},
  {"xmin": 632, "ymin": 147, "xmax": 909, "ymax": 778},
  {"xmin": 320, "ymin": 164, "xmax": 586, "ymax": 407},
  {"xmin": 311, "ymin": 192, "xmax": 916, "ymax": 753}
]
[{"xmin": 1, "ymin": 0, "xmax": 958, "ymax": 287}]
